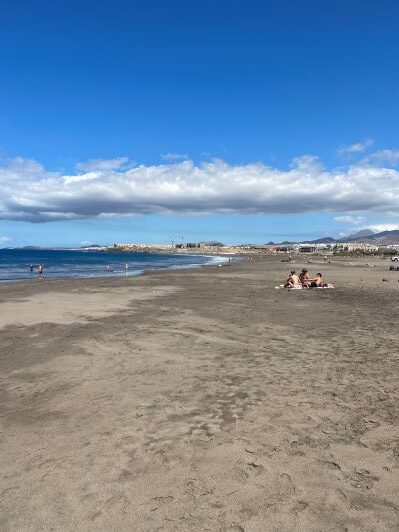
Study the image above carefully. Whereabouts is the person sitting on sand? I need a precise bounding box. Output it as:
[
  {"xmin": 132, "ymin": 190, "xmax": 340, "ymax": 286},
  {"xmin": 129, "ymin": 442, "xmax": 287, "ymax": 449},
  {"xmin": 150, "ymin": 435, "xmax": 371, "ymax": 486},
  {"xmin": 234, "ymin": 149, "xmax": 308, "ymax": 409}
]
[
  {"xmin": 299, "ymin": 268, "xmax": 311, "ymax": 288},
  {"xmin": 284, "ymin": 270, "xmax": 300, "ymax": 288},
  {"xmin": 310, "ymin": 272, "xmax": 327, "ymax": 288}
]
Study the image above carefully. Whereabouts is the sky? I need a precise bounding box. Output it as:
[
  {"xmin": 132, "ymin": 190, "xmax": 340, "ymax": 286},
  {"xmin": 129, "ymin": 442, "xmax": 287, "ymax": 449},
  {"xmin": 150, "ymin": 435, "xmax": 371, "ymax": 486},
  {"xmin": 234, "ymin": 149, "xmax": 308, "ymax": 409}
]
[{"xmin": 1, "ymin": 0, "xmax": 399, "ymax": 247}]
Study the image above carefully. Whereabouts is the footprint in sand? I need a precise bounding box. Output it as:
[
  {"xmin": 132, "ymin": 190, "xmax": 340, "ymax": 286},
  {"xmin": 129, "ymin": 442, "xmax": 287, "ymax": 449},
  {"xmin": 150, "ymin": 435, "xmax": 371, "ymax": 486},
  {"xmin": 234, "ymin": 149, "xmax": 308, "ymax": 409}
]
[
  {"xmin": 350, "ymin": 469, "xmax": 379, "ymax": 489},
  {"xmin": 235, "ymin": 460, "xmax": 265, "ymax": 480},
  {"xmin": 226, "ymin": 524, "xmax": 245, "ymax": 532},
  {"xmin": 151, "ymin": 495, "xmax": 174, "ymax": 505},
  {"xmin": 290, "ymin": 500, "xmax": 309, "ymax": 515},
  {"xmin": 393, "ymin": 444, "xmax": 399, "ymax": 464},
  {"xmin": 103, "ymin": 494, "xmax": 131, "ymax": 513},
  {"xmin": 278, "ymin": 472, "xmax": 296, "ymax": 496}
]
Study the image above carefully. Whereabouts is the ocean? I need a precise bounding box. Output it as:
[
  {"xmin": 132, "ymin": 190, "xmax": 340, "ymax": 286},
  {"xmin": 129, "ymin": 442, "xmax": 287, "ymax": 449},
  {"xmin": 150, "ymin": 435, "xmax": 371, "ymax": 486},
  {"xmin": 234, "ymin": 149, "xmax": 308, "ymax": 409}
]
[{"xmin": 0, "ymin": 248, "xmax": 227, "ymax": 282}]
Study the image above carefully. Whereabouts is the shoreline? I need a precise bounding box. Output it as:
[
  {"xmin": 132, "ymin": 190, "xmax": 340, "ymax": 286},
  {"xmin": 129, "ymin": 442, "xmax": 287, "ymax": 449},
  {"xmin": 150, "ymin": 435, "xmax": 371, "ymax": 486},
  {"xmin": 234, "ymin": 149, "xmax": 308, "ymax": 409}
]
[
  {"xmin": 0, "ymin": 252, "xmax": 232, "ymax": 285},
  {"xmin": 0, "ymin": 249, "xmax": 390, "ymax": 286},
  {"xmin": 1, "ymin": 255, "xmax": 398, "ymax": 530}
]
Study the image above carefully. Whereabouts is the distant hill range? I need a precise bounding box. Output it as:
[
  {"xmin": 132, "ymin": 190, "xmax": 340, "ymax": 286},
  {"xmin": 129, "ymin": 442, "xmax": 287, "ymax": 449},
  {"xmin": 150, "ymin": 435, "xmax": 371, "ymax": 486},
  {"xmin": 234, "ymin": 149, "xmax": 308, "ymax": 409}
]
[{"xmin": 270, "ymin": 229, "xmax": 399, "ymax": 246}]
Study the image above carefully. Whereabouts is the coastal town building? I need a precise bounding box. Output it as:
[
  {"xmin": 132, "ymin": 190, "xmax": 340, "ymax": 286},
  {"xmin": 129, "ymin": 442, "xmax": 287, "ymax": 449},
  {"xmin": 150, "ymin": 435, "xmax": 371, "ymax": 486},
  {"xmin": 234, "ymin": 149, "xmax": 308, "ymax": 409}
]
[
  {"xmin": 112, "ymin": 240, "xmax": 385, "ymax": 255},
  {"xmin": 332, "ymin": 242, "xmax": 379, "ymax": 252}
]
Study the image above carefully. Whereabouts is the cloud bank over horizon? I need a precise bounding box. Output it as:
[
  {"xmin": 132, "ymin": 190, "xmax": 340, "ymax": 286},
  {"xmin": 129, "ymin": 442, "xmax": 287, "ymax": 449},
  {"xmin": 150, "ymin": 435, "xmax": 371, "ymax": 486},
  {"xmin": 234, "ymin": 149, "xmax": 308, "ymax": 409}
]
[{"xmin": 1, "ymin": 153, "xmax": 399, "ymax": 223}]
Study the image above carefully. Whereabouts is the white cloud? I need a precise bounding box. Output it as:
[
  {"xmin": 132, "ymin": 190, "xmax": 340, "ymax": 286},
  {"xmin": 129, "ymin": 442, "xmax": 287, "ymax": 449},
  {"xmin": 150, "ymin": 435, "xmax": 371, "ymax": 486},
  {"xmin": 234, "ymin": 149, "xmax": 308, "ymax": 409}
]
[
  {"xmin": 161, "ymin": 152, "xmax": 188, "ymax": 161},
  {"xmin": 363, "ymin": 224, "xmax": 399, "ymax": 233},
  {"xmin": 290, "ymin": 155, "xmax": 324, "ymax": 173},
  {"xmin": 334, "ymin": 215, "xmax": 366, "ymax": 224},
  {"xmin": 0, "ymin": 236, "xmax": 12, "ymax": 244},
  {"xmin": 1, "ymin": 154, "xmax": 399, "ymax": 222},
  {"xmin": 338, "ymin": 139, "xmax": 374, "ymax": 157},
  {"xmin": 361, "ymin": 149, "xmax": 399, "ymax": 167},
  {"xmin": 63, "ymin": 171, "xmax": 102, "ymax": 185},
  {"xmin": 75, "ymin": 157, "xmax": 129, "ymax": 172}
]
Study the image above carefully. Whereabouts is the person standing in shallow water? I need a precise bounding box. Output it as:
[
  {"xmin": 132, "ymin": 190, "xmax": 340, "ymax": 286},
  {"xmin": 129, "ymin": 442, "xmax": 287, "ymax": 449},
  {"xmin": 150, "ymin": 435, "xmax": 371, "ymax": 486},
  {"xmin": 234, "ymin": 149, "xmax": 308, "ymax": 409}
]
[{"xmin": 38, "ymin": 264, "xmax": 44, "ymax": 278}]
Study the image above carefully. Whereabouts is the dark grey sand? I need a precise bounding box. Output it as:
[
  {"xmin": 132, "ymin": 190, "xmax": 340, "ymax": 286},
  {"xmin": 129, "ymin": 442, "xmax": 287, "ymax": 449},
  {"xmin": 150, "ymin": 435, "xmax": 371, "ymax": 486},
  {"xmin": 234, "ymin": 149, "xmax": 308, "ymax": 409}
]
[{"xmin": 1, "ymin": 256, "xmax": 399, "ymax": 531}]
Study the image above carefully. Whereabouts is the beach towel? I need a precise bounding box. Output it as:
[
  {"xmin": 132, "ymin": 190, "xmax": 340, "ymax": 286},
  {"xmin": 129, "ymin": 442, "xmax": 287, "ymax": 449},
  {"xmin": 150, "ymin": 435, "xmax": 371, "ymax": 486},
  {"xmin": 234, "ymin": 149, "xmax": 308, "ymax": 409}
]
[
  {"xmin": 275, "ymin": 283, "xmax": 334, "ymax": 290},
  {"xmin": 275, "ymin": 285, "xmax": 302, "ymax": 289}
]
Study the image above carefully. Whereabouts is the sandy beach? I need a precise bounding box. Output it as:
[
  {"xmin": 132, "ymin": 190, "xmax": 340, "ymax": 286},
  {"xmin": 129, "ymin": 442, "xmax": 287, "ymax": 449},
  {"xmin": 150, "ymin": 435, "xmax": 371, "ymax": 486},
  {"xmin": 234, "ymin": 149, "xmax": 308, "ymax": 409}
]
[{"xmin": 1, "ymin": 256, "xmax": 399, "ymax": 531}]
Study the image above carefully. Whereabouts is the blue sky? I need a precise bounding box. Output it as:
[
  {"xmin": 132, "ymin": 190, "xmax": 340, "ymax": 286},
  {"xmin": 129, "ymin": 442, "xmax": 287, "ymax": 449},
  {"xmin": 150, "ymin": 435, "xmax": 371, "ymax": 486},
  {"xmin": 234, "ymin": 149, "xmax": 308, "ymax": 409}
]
[{"xmin": 1, "ymin": 0, "xmax": 399, "ymax": 246}]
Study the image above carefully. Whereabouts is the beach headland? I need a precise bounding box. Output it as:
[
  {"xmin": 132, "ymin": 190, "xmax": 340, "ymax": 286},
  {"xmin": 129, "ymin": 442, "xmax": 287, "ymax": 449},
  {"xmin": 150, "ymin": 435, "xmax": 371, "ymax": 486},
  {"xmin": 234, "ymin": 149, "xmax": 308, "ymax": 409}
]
[{"xmin": 1, "ymin": 255, "xmax": 398, "ymax": 530}]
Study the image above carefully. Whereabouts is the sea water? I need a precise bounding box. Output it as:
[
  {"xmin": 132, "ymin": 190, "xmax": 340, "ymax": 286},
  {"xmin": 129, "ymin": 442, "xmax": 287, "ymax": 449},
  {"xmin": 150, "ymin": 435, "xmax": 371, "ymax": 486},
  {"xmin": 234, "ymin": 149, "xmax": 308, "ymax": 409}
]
[{"xmin": 0, "ymin": 248, "xmax": 227, "ymax": 282}]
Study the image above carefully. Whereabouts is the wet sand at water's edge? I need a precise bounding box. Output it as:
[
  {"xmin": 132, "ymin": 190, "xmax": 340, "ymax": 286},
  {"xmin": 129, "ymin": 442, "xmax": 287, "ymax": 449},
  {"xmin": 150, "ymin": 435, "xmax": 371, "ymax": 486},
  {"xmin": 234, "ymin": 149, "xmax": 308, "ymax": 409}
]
[{"xmin": 1, "ymin": 256, "xmax": 399, "ymax": 531}]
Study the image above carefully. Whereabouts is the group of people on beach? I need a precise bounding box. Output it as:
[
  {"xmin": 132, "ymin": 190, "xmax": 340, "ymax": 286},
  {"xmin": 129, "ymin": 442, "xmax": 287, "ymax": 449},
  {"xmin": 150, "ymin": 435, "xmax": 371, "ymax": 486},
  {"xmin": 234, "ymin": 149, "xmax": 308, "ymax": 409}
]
[{"xmin": 284, "ymin": 268, "xmax": 328, "ymax": 288}]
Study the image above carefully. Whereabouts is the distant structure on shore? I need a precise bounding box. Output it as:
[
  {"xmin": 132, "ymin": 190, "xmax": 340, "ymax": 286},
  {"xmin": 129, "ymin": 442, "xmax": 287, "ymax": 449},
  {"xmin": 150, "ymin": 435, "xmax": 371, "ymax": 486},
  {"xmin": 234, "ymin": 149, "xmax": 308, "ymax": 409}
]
[
  {"xmin": 111, "ymin": 235, "xmax": 399, "ymax": 256},
  {"xmin": 110, "ymin": 229, "xmax": 399, "ymax": 255},
  {"xmin": 112, "ymin": 242, "xmax": 227, "ymax": 254}
]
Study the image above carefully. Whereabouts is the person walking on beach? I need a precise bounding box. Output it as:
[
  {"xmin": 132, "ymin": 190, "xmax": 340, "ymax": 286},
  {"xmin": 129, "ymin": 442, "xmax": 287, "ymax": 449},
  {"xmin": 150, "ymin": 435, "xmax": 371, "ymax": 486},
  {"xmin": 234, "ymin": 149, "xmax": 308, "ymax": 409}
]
[{"xmin": 38, "ymin": 264, "xmax": 44, "ymax": 278}]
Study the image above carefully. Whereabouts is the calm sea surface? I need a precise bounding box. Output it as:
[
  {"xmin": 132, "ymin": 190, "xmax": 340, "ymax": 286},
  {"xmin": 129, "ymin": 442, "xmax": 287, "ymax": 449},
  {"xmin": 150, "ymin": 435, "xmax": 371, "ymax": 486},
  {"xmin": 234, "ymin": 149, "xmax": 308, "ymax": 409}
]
[{"xmin": 0, "ymin": 249, "xmax": 227, "ymax": 282}]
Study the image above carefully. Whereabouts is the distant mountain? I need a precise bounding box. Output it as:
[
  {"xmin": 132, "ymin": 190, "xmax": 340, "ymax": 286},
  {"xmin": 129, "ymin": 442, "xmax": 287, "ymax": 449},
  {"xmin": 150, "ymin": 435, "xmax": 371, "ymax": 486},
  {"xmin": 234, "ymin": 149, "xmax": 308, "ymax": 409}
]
[
  {"xmin": 269, "ymin": 229, "xmax": 399, "ymax": 246},
  {"xmin": 308, "ymin": 229, "xmax": 399, "ymax": 246},
  {"xmin": 277, "ymin": 236, "xmax": 337, "ymax": 245},
  {"xmin": 340, "ymin": 229, "xmax": 399, "ymax": 245},
  {"xmin": 348, "ymin": 229, "xmax": 375, "ymax": 238},
  {"xmin": 351, "ymin": 229, "xmax": 399, "ymax": 245},
  {"xmin": 305, "ymin": 236, "xmax": 336, "ymax": 244}
]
